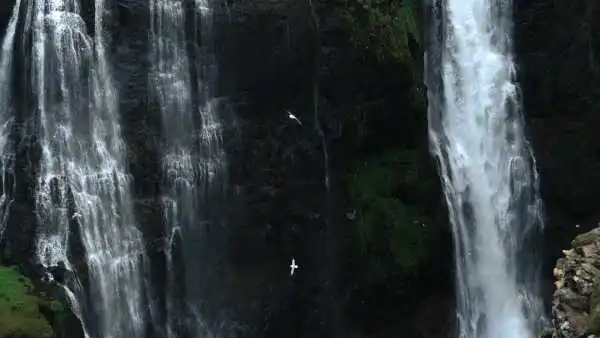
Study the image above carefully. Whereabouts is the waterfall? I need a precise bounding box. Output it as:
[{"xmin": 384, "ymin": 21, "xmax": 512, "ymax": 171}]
[
  {"xmin": 0, "ymin": 0, "xmax": 20, "ymax": 240},
  {"xmin": 149, "ymin": 0, "xmax": 228, "ymax": 335},
  {"xmin": 425, "ymin": 1, "xmax": 545, "ymax": 337},
  {"xmin": 24, "ymin": 1, "xmax": 147, "ymax": 337}
]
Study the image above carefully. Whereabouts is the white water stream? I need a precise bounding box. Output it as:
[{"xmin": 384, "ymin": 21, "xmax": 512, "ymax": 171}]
[
  {"xmin": 0, "ymin": 0, "xmax": 20, "ymax": 239},
  {"xmin": 24, "ymin": 1, "xmax": 146, "ymax": 337},
  {"xmin": 426, "ymin": 1, "xmax": 545, "ymax": 337},
  {"xmin": 149, "ymin": 0, "xmax": 227, "ymax": 335}
]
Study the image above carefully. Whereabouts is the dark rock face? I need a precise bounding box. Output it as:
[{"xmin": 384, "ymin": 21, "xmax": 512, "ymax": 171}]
[
  {"xmin": 516, "ymin": 1, "xmax": 600, "ymax": 232},
  {"xmin": 515, "ymin": 0, "xmax": 600, "ymax": 315},
  {"xmin": 214, "ymin": 0, "xmax": 600, "ymax": 335}
]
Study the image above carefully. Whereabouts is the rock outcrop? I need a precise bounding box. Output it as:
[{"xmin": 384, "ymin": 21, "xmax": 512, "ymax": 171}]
[{"xmin": 545, "ymin": 228, "xmax": 600, "ymax": 337}]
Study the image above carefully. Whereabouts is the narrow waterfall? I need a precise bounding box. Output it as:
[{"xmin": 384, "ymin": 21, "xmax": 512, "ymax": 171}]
[
  {"xmin": 0, "ymin": 0, "xmax": 20, "ymax": 239},
  {"xmin": 426, "ymin": 1, "xmax": 545, "ymax": 337},
  {"xmin": 25, "ymin": 1, "xmax": 147, "ymax": 337},
  {"xmin": 149, "ymin": 0, "xmax": 227, "ymax": 335}
]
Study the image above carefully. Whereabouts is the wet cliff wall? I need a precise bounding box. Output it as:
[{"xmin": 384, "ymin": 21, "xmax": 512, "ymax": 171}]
[{"xmin": 0, "ymin": 0, "xmax": 598, "ymax": 337}]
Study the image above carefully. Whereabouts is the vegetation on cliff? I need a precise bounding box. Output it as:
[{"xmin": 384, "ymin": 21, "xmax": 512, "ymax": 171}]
[
  {"xmin": 0, "ymin": 266, "xmax": 55, "ymax": 337},
  {"xmin": 0, "ymin": 266, "xmax": 71, "ymax": 338},
  {"xmin": 346, "ymin": 149, "xmax": 433, "ymax": 277},
  {"xmin": 330, "ymin": 1, "xmax": 449, "ymax": 330},
  {"xmin": 336, "ymin": 0, "xmax": 435, "ymax": 275},
  {"xmin": 339, "ymin": 0, "xmax": 420, "ymax": 63}
]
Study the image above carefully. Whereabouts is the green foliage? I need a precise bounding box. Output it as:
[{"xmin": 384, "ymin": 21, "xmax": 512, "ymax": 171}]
[
  {"xmin": 338, "ymin": 0, "xmax": 425, "ymax": 150},
  {"xmin": 0, "ymin": 266, "xmax": 55, "ymax": 338},
  {"xmin": 339, "ymin": 0, "xmax": 420, "ymax": 62},
  {"xmin": 346, "ymin": 149, "xmax": 431, "ymax": 277},
  {"xmin": 38, "ymin": 299, "xmax": 69, "ymax": 337}
]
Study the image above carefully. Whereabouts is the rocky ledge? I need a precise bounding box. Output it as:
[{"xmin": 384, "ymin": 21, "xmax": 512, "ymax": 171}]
[{"xmin": 543, "ymin": 228, "xmax": 600, "ymax": 338}]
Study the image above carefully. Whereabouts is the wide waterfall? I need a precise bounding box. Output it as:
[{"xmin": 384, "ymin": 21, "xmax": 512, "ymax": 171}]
[
  {"xmin": 426, "ymin": 0, "xmax": 545, "ymax": 337},
  {"xmin": 24, "ymin": 1, "xmax": 147, "ymax": 337},
  {"xmin": 149, "ymin": 0, "xmax": 228, "ymax": 335}
]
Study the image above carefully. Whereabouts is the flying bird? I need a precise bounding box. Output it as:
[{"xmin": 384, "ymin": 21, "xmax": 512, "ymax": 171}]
[
  {"xmin": 287, "ymin": 110, "xmax": 302, "ymax": 125},
  {"xmin": 290, "ymin": 257, "xmax": 299, "ymax": 276}
]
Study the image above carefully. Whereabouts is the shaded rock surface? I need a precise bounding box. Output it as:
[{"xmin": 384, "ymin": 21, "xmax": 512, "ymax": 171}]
[{"xmin": 544, "ymin": 229, "xmax": 600, "ymax": 337}]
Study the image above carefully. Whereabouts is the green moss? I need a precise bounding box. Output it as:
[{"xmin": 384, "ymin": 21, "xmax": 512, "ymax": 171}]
[
  {"xmin": 39, "ymin": 299, "xmax": 69, "ymax": 336},
  {"xmin": 572, "ymin": 229, "xmax": 598, "ymax": 247},
  {"xmin": 339, "ymin": 0, "xmax": 420, "ymax": 62},
  {"xmin": 49, "ymin": 301, "xmax": 65, "ymax": 313},
  {"xmin": 587, "ymin": 277, "xmax": 600, "ymax": 334},
  {"xmin": 347, "ymin": 149, "xmax": 432, "ymax": 276},
  {"xmin": 345, "ymin": 99, "xmax": 386, "ymax": 146},
  {"xmin": 0, "ymin": 266, "xmax": 55, "ymax": 338}
]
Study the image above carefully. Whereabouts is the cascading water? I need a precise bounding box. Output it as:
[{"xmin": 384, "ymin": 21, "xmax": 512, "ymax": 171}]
[
  {"xmin": 23, "ymin": 1, "xmax": 147, "ymax": 336},
  {"xmin": 426, "ymin": 1, "xmax": 545, "ymax": 337},
  {"xmin": 0, "ymin": 0, "xmax": 21, "ymax": 239},
  {"xmin": 149, "ymin": 0, "xmax": 227, "ymax": 335}
]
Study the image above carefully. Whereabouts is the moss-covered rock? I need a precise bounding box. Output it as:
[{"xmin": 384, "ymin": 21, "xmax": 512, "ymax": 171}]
[
  {"xmin": 346, "ymin": 149, "xmax": 435, "ymax": 277},
  {"xmin": 38, "ymin": 296, "xmax": 72, "ymax": 338},
  {"xmin": 0, "ymin": 266, "xmax": 55, "ymax": 338},
  {"xmin": 338, "ymin": 0, "xmax": 420, "ymax": 63},
  {"xmin": 572, "ymin": 229, "xmax": 599, "ymax": 248}
]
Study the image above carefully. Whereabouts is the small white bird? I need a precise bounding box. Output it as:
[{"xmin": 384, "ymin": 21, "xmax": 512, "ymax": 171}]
[
  {"xmin": 71, "ymin": 212, "xmax": 82, "ymax": 220},
  {"xmin": 287, "ymin": 110, "xmax": 302, "ymax": 125},
  {"xmin": 290, "ymin": 257, "xmax": 299, "ymax": 276}
]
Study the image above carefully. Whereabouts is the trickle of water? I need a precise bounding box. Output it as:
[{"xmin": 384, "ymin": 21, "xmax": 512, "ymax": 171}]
[
  {"xmin": 149, "ymin": 0, "xmax": 227, "ymax": 335},
  {"xmin": 0, "ymin": 0, "xmax": 21, "ymax": 239},
  {"xmin": 25, "ymin": 1, "xmax": 146, "ymax": 337},
  {"xmin": 426, "ymin": 1, "xmax": 545, "ymax": 337}
]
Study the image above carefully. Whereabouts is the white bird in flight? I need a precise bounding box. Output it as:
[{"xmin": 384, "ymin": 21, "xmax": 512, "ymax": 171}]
[
  {"xmin": 71, "ymin": 212, "xmax": 82, "ymax": 220},
  {"xmin": 287, "ymin": 110, "xmax": 302, "ymax": 125},
  {"xmin": 290, "ymin": 257, "xmax": 299, "ymax": 276}
]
